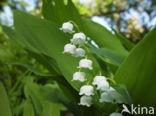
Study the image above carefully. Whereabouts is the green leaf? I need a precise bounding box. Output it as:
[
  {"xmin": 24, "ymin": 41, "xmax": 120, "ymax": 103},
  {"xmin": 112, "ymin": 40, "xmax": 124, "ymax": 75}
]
[
  {"xmin": 115, "ymin": 27, "xmax": 156, "ymax": 106},
  {"xmin": 3, "ymin": 25, "xmax": 80, "ymax": 104},
  {"xmin": 42, "ymin": 0, "xmax": 128, "ymax": 55},
  {"xmin": 0, "ymin": 48, "xmax": 14, "ymax": 62},
  {"xmin": 113, "ymin": 29, "xmax": 134, "ymax": 51},
  {"xmin": 13, "ymin": 10, "xmax": 89, "ymax": 90},
  {"xmin": 7, "ymin": 61, "xmax": 52, "ymax": 77},
  {"xmin": 23, "ymin": 100, "xmax": 35, "ymax": 116},
  {"xmin": 3, "ymin": 11, "xmax": 79, "ymax": 91},
  {"xmin": 89, "ymin": 48, "xmax": 126, "ymax": 66},
  {"xmin": 3, "ymin": 10, "xmax": 101, "ymax": 92},
  {"xmin": 0, "ymin": 81, "xmax": 12, "ymax": 116},
  {"xmin": 42, "ymin": 0, "xmax": 82, "ymax": 27},
  {"xmin": 113, "ymin": 85, "xmax": 133, "ymax": 104},
  {"xmin": 24, "ymin": 83, "xmax": 61, "ymax": 116},
  {"xmin": 82, "ymin": 19, "xmax": 128, "ymax": 55}
]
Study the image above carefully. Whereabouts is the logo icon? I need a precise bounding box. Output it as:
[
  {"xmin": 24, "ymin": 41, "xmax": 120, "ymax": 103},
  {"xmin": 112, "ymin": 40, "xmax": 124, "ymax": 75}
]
[
  {"xmin": 122, "ymin": 104, "xmax": 130, "ymax": 114},
  {"xmin": 121, "ymin": 104, "xmax": 155, "ymax": 115}
]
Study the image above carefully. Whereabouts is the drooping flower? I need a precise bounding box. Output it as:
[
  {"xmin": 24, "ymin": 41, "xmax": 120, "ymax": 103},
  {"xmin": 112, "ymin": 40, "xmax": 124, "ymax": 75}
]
[
  {"xmin": 96, "ymin": 81, "xmax": 109, "ymax": 91},
  {"xmin": 109, "ymin": 113, "xmax": 123, "ymax": 116},
  {"xmin": 72, "ymin": 72, "xmax": 86, "ymax": 82},
  {"xmin": 78, "ymin": 59, "xmax": 93, "ymax": 70},
  {"xmin": 92, "ymin": 76, "xmax": 109, "ymax": 91},
  {"xmin": 79, "ymin": 96, "xmax": 92, "ymax": 107},
  {"xmin": 99, "ymin": 87, "xmax": 124, "ymax": 104},
  {"xmin": 63, "ymin": 43, "xmax": 76, "ymax": 54},
  {"xmin": 73, "ymin": 48, "xmax": 85, "ymax": 57},
  {"xmin": 79, "ymin": 85, "xmax": 94, "ymax": 96},
  {"xmin": 71, "ymin": 32, "xmax": 86, "ymax": 45},
  {"xmin": 60, "ymin": 22, "xmax": 74, "ymax": 33}
]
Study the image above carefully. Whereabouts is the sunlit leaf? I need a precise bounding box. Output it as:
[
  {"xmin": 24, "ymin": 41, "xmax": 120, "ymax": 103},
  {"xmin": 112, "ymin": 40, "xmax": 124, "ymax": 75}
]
[
  {"xmin": 115, "ymin": 27, "xmax": 156, "ymax": 106},
  {"xmin": 0, "ymin": 81, "xmax": 12, "ymax": 116},
  {"xmin": 42, "ymin": 0, "xmax": 128, "ymax": 55}
]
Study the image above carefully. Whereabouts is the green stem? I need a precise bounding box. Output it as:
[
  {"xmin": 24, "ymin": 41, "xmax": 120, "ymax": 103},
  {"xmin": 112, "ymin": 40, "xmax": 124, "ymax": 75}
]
[
  {"xmin": 107, "ymin": 78, "xmax": 117, "ymax": 85},
  {"xmin": 69, "ymin": 20, "xmax": 80, "ymax": 32},
  {"xmin": 9, "ymin": 70, "xmax": 29, "ymax": 96}
]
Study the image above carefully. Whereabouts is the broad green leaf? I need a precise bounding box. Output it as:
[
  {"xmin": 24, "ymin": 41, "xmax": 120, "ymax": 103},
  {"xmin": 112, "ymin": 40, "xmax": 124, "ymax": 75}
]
[
  {"xmin": 42, "ymin": 0, "xmax": 82, "ymax": 27},
  {"xmin": 89, "ymin": 48, "xmax": 126, "ymax": 66},
  {"xmin": 24, "ymin": 83, "xmax": 61, "ymax": 116},
  {"xmin": 82, "ymin": 18, "xmax": 128, "ymax": 55},
  {"xmin": 24, "ymin": 84, "xmax": 43, "ymax": 115},
  {"xmin": 23, "ymin": 100, "xmax": 35, "ymax": 116},
  {"xmin": 42, "ymin": 0, "xmax": 128, "ymax": 55},
  {"xmin": 40, "ymin": 84, "xmax": 81, "ymax": 116},
  {"xmin": 115, "ymin": 27, "xmax": 156, "ymax": 106},
  {"xmin": 7, "ymin": 61, "xmax": 52, "ymax": 76},
  {"xmin": 3, "ymin": 25, "xmax": 79, "ymax": 103},
  {"xmin": 2, "ymin": 26, "xmax": 60, "ymax": 76},
  {"xmin": 113, "ymin": 29, "xmax": 134, "ymax": 51},
  {"xmin": 0, "ymin": 48, "xmax": 14, "ymax": 61},
  {"xmin": 42, "ymin": 101, "xmax": 60, "ymax": 116},
  {"xmin": 3, "ymin": 10, "xmax": 101, "ymax": 91},
  {"xmin": 0, "ymin": 81, "xmax": 12, "ymax": 116},
  {"xmin": 113, "ymin": 85, "xmax": 133, "ymax": 104}
]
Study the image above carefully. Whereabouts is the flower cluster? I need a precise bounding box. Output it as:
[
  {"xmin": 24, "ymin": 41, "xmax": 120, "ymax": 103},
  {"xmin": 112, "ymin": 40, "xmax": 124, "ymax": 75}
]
[{"xmin": 60, "ymin": 22, "xmax": 124, "ymax": 115}]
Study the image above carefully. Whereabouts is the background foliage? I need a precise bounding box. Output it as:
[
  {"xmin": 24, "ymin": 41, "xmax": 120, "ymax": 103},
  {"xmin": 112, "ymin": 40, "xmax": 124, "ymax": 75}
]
[{"xmin": 0, "ymin": 0, "xmax": 156, "ymax": 116}]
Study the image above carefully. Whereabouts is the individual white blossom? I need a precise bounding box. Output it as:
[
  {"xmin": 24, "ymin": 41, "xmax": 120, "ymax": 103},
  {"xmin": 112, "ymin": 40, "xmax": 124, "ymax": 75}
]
[
  {"xmin": 73, "ymin": 48, "xmax": 85, "ymax": 57},
  {"xmin": 60, "ymin": 22, "xmax": 74, "ymax": 33},
  {"xmin": 63, "ymin": 44, "xmax": 76, "ymax": 54},
  {"xmin": 79, "ymin": 85, "xmax": 94, "ymax": 96},
  {"xmin": 109, "ymin": 113, "xmax": 123, "ymax": 116},
  {"xmin": 71, "ymin": 32, "xmax": 86, "ymax": 45},
  {"xmin": 92, "ymin": 76, "xmax": 109, "ymax": 91},
  {"xmin": 78, "ymin": 59, "xmax": 93, "ymax": 70},
  {"xmin": 96, "ymin": 80, "xmax": 109, "ymax": 91},
  {"xmin": 100, "ymin": 87, "xmax": 124, "ymax": 104},
  {"xmin": 79, "ymin": 96, "xmax": 92, "ymax": 107},
  {"xmin": 72, "ymin": 72, "xmax": 86, "ymax": 82}
]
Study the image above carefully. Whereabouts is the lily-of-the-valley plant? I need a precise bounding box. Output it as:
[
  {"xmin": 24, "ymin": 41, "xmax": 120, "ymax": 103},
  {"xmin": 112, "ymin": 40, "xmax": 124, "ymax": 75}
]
[{"xmin": 61, "ymin": 21, "xmax": 124, "ymax": 116}]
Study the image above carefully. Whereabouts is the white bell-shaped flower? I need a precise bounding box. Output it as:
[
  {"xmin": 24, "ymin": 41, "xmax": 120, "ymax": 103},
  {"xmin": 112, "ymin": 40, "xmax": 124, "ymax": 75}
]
[
  {"xmin": 92, "ymin": 76, "xmax": 106, "ymax": 83},
  {"xmin": 96, "ymin": 81, "xmax": 109, "ymax": 91},
  {"xmin": 71, "ymin": 32, "xmax": 86, "ymax": 45},
  {"xmin": 92, "ymin": 76, "xmax": 109, "ymax": 91},
  {"xmin": 60, "ymin": 22, "xmax": 74, "ymax": 33},
  {"xmin": 78, "ymin": 59, "xmax": 93, "ymax": 70},
  {"xmin": 72, "ymin": 72, "xmax": 86, "ymax": 82},
  {"xmin": 79, "ymin": 85, "xmax": 94, "ymax": 96},
  {"xmin": 63, "ymin": 44, "xmax": 76, "ymax": 54},
  {"xmin": 73, "ymin": 48, "xmax": 85, "ymax": 57},
  {"xmin": 109, "ymin": 113, "xmax": 123, "ymax": 116},
  {"xmin": 99, "ymin": 87, "xmax": 124, "ymax": 104},
  {"xmin": 79, "ymin": 96, "xmax": 92, "ymax": 107}
]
